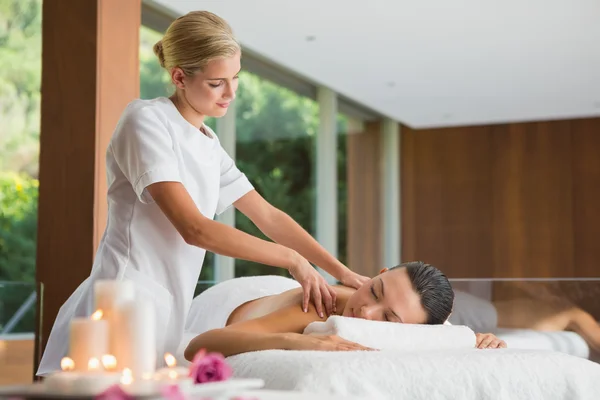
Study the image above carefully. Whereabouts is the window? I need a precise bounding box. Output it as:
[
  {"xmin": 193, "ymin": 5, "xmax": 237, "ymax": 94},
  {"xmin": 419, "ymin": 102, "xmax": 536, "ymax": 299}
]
[
  {"xmin": 0, "ymin": 0, "xmax": 42, "ymax": 385},
  {"xmin": 337, "ymin": 114, "xmax": 349, "ymax": 267},
  {"xmin": 234, "ymin": 72, "xmax": 318, "ymax": 277}
]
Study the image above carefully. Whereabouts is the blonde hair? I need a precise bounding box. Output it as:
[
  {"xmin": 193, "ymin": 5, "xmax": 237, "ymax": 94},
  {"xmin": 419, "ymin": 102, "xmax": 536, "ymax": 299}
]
[{"xmin": 153, "ymin": 11, "xmax": 240, "ymax": 75}]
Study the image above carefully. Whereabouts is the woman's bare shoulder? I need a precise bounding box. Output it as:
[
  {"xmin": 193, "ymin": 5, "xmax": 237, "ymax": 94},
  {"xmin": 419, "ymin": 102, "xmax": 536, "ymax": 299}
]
[
  {"xmin": 226, "ymin": 295, "xmax": 325, "ymax": 334},
  {"xmin": 225, "ymin": 285, "xmax": 355, "ymax": 335}
]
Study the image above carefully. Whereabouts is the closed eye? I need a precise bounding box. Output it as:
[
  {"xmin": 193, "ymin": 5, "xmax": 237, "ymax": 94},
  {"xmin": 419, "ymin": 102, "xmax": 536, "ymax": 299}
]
[
  {"xmin": 208, "ymin": 81, "xmax": 223, "ymax": 88},
  {"xmin": 370, "ymin": 284, "xmax": 378, "ymax": 300}
]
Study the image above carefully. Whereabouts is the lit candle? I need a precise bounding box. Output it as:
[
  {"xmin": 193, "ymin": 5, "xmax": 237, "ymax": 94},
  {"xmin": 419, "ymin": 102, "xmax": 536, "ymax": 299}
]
[
  {"xmin": 120, "ymin": 368, "xmax": 133, "ymax": 385},
  {"xmin": 61, "ymin": 357, "xmax": 75, "ymax": 371},
  {"xmin": 102, "ymin": 354, "xmax": 117, "ymax": 371},
  {"xmin": 93, "ymin": 280, "xmax": 135, "ymax": 364},
  {"xmin": 112, "ymin": 298, "xmax": 157, "ymax": 378},
  {"xmin": 153, "ymin": 352, "xmax": 192, "ymax": 388},
  {"xmin": 119, "ymin": 367, "xmax": 161, "ymax": 397},
  {"xmin": 44, "ymin": 356, "xmax": 121, "ymax": 396},
  {"xmin": 69, "ymin": 310, "xmax": 108, "ymax": 371},
  {"xmin": 88, "ymin": 357, "xmax": 101, "ymax": 371}
]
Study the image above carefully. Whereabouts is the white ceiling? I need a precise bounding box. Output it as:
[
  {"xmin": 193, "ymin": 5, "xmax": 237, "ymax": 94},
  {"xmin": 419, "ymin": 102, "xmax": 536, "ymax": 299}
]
[{"xmin": 153, "ymin": 0, "xmax": 600, "ymax": 128}]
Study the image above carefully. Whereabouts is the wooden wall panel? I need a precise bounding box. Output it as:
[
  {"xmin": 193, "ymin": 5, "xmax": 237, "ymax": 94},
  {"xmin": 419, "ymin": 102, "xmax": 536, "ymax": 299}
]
[
  {"xmin": 572, "ymin": 119, "xmax": 600, "ymax": 277},
  {"xmin": 0, "ymin": 339, "xmax": 35, "ymax": 385},
  {"xmin": 347, "ymin": 122, "xmax": 382, "ymax": 277},
  {"xmin": 400, "ymin": 117, "xmax": 600, "ymax": 279}
]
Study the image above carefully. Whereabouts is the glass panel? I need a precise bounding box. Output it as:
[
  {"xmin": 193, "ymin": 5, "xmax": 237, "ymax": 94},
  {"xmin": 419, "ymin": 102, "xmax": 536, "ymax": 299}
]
[
  {"xmin": 449, "ymin": 278, "xmax": 600, "ymax": 363},
  {"xmin": 234, "ymin": 71, "xmax": 317, "ymax": 277},
  {"xmin": 337, "ymin": 114, "xmax": 349, "ymax": 267},
  {"xmin": 0, "ymin": 0, "xmax": 42, "ymax": 387}
]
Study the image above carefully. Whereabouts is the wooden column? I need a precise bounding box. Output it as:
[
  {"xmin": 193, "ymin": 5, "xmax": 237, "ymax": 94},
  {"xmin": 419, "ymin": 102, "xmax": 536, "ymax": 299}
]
[
  {"xmin": 346, "ymin": 121, "xmax": 382, "ymax": 278},
  {"xmin": 35, "ymin": 0, "xmax": 140, "ymax": 374}
]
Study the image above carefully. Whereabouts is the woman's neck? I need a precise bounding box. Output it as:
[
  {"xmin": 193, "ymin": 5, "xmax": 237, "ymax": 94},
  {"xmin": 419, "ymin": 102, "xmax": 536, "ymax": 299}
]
[
  {"xmin": 333, "ymin": 285, "xmax": 356, "ymax": 316},
  {"xmin": 169, "ymin": 93, "xmax": 205, "ymax": 130}
]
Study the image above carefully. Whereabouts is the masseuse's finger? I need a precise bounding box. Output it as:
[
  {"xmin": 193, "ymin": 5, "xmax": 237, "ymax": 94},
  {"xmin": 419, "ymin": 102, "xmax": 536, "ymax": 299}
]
[
  {"xmin": 329, "ymin": 286, "xmax": 337, "ymax": 313},
  {"xmin": 313, "ymin": 285, "xmax": 324, "ymax": 318},
  {"xmin": 321, "ymin": 284, "xmax": 333, "ymax": 317},
  {"xmin": 302, "ymin": 283, "xmax": 311, "ymax": 313}
]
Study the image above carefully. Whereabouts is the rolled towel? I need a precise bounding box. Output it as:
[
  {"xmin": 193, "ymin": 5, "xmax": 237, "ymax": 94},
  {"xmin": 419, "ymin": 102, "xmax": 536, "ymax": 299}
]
[{"xmin": 303, "ymin": 315, "xmax": 476, "ymax": 351}]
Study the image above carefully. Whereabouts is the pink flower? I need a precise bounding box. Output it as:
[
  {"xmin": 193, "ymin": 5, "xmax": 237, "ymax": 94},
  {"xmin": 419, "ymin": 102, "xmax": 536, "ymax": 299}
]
[
  {"xmin": 94, "ymin": 384, "xmax": 134, "ymax": 400},
  {"xmin": 188, "ymin": 349, "xmax": 233, "ymax": 384}
]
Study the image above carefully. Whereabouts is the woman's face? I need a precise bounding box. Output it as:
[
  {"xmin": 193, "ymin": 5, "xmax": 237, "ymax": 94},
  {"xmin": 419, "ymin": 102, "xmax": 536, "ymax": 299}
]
[
  {"xmin": 342, "ymin": 268, "xmax": 428, "ymax": 324},
  {"xmin": 173, "ymin": 52, "xmax": 241, "ymax": 119}
]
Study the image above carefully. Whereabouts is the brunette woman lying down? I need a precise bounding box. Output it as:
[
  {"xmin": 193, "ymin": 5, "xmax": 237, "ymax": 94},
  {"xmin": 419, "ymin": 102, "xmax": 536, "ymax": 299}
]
[{"xmin": 183, "ymin": 261, "xmax": 506, "ymax": 360}]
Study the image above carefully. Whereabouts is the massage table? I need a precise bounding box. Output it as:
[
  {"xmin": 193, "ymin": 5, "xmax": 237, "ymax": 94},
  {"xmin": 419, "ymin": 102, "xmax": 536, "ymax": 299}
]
[
  {"xmin": 222, "ymin": 317, "xmax": 600, "ymax": 400},
  {"xmin": 227, "ymin": 347, "xmax": 600, "ymax": 399}
]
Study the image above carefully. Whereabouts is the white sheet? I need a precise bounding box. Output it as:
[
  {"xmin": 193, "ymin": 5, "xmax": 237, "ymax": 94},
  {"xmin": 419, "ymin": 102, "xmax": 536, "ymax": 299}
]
[
  {"xmin": 494, "ymin": 328, "xmax": 590, "ymax": 358},
  {"xmin": 304, "ymin": 316, "xmax": 476, "ymax": 351},
  {"xmin": 228, "ymin": 348, "xmax": 600, "ymax": 400}
]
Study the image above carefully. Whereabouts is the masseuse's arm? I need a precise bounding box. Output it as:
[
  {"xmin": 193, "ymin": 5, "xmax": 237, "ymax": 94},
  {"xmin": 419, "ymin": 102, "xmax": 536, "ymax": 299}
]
[
  {"xmin": 234, "ymin": 190, "xmax": 370, "ymax": 288},
  {"xmin": 184, "ymin": 302, "xmax": 370, "ymax": 359},
  {"xmin": 149, "ymin": 182, "xmax": 337, "ymax": 317},
  {"xmin": 147, "ymin": 182, "xmax": 306, "ymax": 272}
]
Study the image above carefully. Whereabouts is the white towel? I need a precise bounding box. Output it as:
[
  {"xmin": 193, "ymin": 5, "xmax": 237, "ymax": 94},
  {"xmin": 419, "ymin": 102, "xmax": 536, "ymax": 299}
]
[{"xmin": 303, "ymin": 315, "xmax": 475, "ymax": 351}]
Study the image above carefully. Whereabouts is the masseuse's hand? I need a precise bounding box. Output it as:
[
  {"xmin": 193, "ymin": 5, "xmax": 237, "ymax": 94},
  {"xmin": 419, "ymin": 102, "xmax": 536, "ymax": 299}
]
[
  {"xmin": 288, "ymin": 255, "xmax": 336, "ymax": 318},
  {"xmin": 475, "ymin": 333, "xmax": 507, "ymax": 349},
  {"xmin": 339, "ymin": 270, "xmax": 370, "ymax": 290}
]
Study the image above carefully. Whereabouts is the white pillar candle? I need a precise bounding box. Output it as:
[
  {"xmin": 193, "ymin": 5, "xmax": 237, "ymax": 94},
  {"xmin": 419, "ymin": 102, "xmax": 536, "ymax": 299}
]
[
  {"xmin": 94, "ymin": 280, "xmax": 135, "ymax": 312},
  {"xmin": 93, "ymin": 280, "xmax": 135, "ymax": 364},
  {"xmin": 113, "ymin": 298, "xmax": 157, "ymax": 378},
  {"xmin": 68, "ymin": 315, "xmax": 108, "ymax": 371}
]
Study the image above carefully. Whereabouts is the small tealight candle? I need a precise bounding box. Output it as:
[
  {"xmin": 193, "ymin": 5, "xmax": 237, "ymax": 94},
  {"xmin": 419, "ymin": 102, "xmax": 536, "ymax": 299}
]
[
  {"xmin": 61, "ymin": 357, "xmax": 75, "ymax": 371},
  {"xmin": 120, "ymin": 368, "xmax": 133, "ymax": 385},
  {"xmin": 88, "ymin": 357, "xmax": 101, "ymax": 371},
  {"xmin": 119, "ymin": 367, "xmax": 161, "ymax": 396},
  {"xmin": 102, "ymin": 355, "xmax": 117, "ymax": 371},
  {"xmin": 153, "ymin": 353, "xmax": 193, "ymax": 389},
  {"xmin": 44, "ymin": 356, "xmax": 121, "ymax": 396}
]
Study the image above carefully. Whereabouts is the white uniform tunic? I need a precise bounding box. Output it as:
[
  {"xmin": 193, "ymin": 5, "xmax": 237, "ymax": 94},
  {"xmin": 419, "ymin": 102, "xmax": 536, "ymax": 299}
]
[{"xmin": 37, "ymin": 97, "xmax": 253, "ymax": 375}]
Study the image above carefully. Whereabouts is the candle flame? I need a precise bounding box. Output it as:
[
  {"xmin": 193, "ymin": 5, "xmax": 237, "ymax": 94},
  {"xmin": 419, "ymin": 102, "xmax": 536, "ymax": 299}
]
[
  {"xmin": 61, "ymin": 357, "xmax": 75, "ymax": 371},
  {"xmin": 101, "ymin": 354, "xmax": 117, "ymax": 371},
  {"xmin": 121, "ymin": 368, "xmax": 133, "ymax": 385},
  {"xmin": 88, "ymin": 357, "xmax": 100, "ymax": 371},
  {"xmin": 164, "ymin": 352, "xmax": 176, "ymax": 367},
  {"xmin": 91, "ymin": 310, "xmax": 103, "ymax": 320}
]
